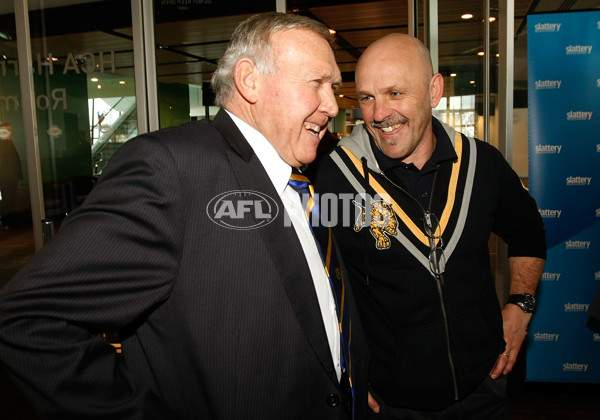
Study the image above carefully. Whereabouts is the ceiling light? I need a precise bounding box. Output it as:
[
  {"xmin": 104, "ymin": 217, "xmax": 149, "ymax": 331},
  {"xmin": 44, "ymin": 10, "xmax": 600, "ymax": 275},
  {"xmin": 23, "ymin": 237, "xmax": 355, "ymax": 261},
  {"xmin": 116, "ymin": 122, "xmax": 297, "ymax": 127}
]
[
  {"xmin": 477, "ymin": 51, "xmax": 485, "ymax": 56},
  {"xmin": 91, "ymin": 77, "xmax": 99, "ymax": 82},
  {"xmin": 461, "ymin": 13, "xmax": 473, "ymax": 20},
  {"xmin": 469, "ymin": 80, "xmax": 476, "ymax": 84},
  {"xmin": 97, "ymin": 84, "xmax": 102, "ymax": 89},
  {"xmin": 329, "ymin": 28, "xmax": 336, "ymax": 35},
  {"xmin": 119, "ymin": 80, "xmax": 126, "ymax": 85},
  {"xmin": 489, "ymin": 17, "xmax": 496, "ymax": 22},
  {"xmin": 450, "ymin": 73, "xmax": 457, "ymax": 77}
]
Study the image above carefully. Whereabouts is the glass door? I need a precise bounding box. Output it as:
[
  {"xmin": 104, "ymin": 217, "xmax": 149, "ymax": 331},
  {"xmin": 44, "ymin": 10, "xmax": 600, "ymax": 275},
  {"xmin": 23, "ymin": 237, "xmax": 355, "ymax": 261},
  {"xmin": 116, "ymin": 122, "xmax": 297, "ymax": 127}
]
[
  {"xmin": 433, "ymin": 0, "xmax": 498, "ymax": 142},
  {"xmin": 0, "ymin": 0, "xmax": 36, "ymax": 285},
  {"xmin": 25, "ymin": 0, "xmax": 139, "ymax": 184},
  {"xmin": 7, "ymin": 0, "xmax": 140, "ymax": 250}
]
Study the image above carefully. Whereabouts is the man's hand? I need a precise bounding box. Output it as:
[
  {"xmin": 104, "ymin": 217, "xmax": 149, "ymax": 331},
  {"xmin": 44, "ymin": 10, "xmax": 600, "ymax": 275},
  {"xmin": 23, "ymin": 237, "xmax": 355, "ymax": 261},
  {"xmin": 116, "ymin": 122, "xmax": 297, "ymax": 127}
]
[
  {"xmin": 490, "ymin": 303, "xmax": 532, "ymax": 379},
  {"xmin": 368, "ymin": 391, "xmax": 380, "ymax": 414},
  {"xmin": 490, "ymin": 256, "xmax": 544, "ymax": 379}
]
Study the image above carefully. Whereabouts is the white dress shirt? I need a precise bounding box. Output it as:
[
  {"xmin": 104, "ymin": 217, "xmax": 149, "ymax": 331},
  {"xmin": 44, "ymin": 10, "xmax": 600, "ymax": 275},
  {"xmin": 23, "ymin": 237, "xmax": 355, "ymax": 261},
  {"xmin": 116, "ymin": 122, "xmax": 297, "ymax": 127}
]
[{"xmin": 226, "ymin": 111, "xmax": 341, "ymax": 381}]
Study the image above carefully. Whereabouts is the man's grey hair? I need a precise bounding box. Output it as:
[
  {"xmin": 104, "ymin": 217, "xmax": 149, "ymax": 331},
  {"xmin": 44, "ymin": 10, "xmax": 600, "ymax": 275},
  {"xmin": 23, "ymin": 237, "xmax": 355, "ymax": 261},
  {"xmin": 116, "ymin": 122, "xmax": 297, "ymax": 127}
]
[{"xmin": 211, "ymin": 12, "xmax": 335, "ymax": 107}]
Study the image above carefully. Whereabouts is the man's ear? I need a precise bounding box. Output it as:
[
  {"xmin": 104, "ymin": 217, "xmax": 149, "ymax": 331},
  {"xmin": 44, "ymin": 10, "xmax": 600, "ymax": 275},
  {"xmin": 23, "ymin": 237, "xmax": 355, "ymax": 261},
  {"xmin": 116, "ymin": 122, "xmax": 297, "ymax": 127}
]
[
  {"xmin": 234, "ymin": 58, "xmax": 259, "ymax": 104},
  {"xmin": 429, "ymin": 73, "xmax": 444, "ymax": 109}
]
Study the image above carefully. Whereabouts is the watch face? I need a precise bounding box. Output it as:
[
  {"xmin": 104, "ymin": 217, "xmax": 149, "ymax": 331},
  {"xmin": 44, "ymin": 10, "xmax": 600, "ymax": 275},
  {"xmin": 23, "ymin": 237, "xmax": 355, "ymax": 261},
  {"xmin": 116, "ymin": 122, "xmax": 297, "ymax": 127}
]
[
  {"xmin": 522, "ymin": 296, "xmax": 535, "ymax": 311},
  {"xmin": 510, "ymin": 294, "xmax": 536, "ymax": 312}
]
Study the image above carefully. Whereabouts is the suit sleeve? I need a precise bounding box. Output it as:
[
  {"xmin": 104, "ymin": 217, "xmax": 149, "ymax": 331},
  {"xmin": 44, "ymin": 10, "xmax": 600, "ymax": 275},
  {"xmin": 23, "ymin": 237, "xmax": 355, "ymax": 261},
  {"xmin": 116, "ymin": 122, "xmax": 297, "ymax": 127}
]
[{"xmin": 0, "ymin": 135, "xmax": 184, "ymax": 419}]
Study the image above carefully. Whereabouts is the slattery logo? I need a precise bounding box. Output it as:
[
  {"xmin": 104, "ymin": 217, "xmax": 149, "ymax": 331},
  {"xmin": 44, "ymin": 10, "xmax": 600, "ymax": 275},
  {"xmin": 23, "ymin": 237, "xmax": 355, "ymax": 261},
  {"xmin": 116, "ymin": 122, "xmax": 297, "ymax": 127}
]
[
  {"xmin": 535, "ymin": 145, "xmax": 562, "ymax": 154},
  {"xmin": 566, "ymin": 45, "xmax": 593, "ymax": 55},
  {"xmin": 566, "ymin": 176, "xmax": 591, "ymax": 186},
  {"xmin": 535, "ymin": 80, "xmax": 562, "ymax": 89},
  {"xmin": 541, "ymin": 272, "xmax": 561, "ymax": 281},
  {"xmin": 534, "ymin": 332, "xmax": 559, "ymax": 342},
  {"xmin": 564, "ymin": 302, "xmax": 589, "ymax": 311},
  {"xmin": 538, "ymin": 209, "xmax": 562, "ymax": 218},
  {"xmin": 563, "ymin": 363, "xmax": 588, "ymax": 372},
  {"xmin": 566, "ymin": 111, "xmax": 592, "ymax": 121},
  {"xmin": 534, "ymin": 22, "xmax": 561, "ymax": 32},
  {"xmin": 565, "ymin": 240, "xmax": 591, "ymax": 250}
]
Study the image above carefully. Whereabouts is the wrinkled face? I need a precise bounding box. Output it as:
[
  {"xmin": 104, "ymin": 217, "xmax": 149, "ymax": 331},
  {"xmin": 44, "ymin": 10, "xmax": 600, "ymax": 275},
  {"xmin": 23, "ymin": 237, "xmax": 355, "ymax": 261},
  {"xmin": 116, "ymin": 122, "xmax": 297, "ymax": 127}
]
[
  {"xmin": 356, "ymin": 42, "xmax": 437, "ymax": 163},
  {"xmin": 253, "ymin": 29, "xmax": 341, "ymax": 168}
]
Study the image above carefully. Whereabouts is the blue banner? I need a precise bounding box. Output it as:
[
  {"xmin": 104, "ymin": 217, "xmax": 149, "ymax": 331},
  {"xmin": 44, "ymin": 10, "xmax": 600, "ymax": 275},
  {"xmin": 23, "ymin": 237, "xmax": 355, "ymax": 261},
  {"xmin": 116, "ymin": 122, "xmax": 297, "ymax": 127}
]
[{"xmin": 527, "ymin": 10, "xmax": 600, "ymax": 383}]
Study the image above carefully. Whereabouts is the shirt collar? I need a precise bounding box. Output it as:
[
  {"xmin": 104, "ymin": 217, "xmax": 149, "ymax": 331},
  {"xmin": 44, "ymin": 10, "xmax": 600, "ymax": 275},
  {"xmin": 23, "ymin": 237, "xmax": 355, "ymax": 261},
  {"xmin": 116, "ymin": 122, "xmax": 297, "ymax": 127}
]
[{"xmin": 225, "ymin": 110, "xmax": 291, "ymax": 196}]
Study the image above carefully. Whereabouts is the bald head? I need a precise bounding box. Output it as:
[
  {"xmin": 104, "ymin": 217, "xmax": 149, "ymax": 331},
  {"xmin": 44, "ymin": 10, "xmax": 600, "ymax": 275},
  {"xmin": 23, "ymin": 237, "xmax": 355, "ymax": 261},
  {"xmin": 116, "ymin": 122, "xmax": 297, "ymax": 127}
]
[{"xmin": 356, "ymin": 33, "xmax": 434, "ymax": 87}]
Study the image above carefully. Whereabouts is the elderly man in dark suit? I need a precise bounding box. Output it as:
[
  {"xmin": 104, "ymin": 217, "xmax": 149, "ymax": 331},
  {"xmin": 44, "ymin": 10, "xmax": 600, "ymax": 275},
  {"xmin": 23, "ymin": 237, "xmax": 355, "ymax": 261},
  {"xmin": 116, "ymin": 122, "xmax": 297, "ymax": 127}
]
[{"xmin": 0, "ymin": 12, "xmax": 368, "ymax": 419}]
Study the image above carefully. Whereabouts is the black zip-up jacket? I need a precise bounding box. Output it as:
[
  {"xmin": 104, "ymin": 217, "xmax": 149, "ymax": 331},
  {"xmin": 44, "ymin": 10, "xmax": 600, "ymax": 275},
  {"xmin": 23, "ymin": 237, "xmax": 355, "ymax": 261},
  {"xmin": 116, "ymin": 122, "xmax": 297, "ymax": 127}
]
[{"xmin": 313, "ymin": 118, "xmax": 546, "ymax": 410}]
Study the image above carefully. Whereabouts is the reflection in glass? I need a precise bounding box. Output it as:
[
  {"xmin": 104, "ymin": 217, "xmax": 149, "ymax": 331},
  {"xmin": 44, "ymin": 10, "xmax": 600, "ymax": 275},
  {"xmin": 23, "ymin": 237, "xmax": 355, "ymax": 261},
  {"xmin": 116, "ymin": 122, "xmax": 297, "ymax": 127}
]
[{"xmin": 22, "ymin": 1, "xmax": 138, "ymax": 220}]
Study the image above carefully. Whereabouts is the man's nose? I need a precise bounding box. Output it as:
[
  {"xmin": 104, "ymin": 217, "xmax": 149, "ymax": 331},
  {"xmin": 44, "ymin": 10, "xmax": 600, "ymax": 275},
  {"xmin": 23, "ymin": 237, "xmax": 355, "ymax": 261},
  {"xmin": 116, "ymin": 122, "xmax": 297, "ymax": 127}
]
[
  {"xmin": 321, "ymin": 88, "xmax": 339, "ymax": 118},
  {"xmin": 372, "ymin": 98, "xmax": 392, "ymax": 123}
]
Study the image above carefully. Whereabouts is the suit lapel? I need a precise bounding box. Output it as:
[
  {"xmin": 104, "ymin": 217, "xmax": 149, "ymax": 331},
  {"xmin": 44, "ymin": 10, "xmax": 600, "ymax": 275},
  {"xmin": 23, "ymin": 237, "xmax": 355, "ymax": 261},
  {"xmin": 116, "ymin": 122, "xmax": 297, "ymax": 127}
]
[{"xmin": 212, "ymin": 110, "xmax": 339, "ymax": 383}]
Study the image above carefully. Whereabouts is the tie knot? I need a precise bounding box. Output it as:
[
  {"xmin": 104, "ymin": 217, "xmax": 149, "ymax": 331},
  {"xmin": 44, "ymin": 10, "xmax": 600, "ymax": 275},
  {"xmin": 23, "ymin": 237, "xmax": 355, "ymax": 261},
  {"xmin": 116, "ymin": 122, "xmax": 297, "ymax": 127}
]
[
  {"xmin": 288, "ymin": 169, "xmax": 316, "ymax": 222},
  {"xmin": 288, "ymin": 169, "xmax": 313, "ymax": 196}
]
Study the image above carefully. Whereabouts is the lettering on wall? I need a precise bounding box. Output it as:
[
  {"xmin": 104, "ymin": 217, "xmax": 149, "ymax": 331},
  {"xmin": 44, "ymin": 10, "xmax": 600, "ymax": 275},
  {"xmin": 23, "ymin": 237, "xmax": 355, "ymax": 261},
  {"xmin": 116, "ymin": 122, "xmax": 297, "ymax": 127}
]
[
  {"xmin": 0, "ymin": 51, "xmax": 116, "ymax": 76},
  {"xmin": 0, "ymin": 89, "xmax": 67, "ymax": 112},
  {"xmin": 0, "ymin": 50, "xmax": 115, "ymax": 112}
]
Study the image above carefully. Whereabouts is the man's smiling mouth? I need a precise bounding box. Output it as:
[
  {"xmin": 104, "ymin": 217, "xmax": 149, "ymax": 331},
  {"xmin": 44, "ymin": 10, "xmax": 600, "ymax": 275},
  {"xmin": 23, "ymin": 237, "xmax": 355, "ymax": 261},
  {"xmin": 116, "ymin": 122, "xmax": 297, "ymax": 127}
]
[
  {"xmin": 372, "ymin": 117, "xmax": 407, "ymax": 134},
  {"xmin": 379, "ymin": 122, "xmax": 404, "ymax": 133},
  {"xmin": 304, "ymin": 122, "xmax": 322, "ymax": 135}
]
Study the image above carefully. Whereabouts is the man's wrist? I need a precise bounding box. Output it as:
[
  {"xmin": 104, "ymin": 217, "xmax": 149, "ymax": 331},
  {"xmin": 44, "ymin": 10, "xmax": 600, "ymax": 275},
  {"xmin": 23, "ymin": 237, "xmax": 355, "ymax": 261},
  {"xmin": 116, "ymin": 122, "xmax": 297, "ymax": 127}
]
[{"xmin": 506, "ymin": 293, "xmax": 536, "ymax": 313}]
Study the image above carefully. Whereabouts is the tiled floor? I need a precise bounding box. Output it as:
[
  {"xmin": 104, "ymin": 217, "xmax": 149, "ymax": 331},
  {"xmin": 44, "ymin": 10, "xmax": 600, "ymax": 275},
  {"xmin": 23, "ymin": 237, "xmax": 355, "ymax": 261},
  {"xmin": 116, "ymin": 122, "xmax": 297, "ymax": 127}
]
[{"xmin": 1, "ymin": 224, "xmax": 599, "ymax": 419}]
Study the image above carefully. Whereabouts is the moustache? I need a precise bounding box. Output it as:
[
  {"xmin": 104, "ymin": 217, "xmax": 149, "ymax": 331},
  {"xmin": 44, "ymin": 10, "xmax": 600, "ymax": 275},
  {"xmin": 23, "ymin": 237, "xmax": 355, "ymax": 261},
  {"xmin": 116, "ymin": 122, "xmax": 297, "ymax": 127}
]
[{"xmin": 371, "ymin": 117, "xmax": 408, "ymax": 129}]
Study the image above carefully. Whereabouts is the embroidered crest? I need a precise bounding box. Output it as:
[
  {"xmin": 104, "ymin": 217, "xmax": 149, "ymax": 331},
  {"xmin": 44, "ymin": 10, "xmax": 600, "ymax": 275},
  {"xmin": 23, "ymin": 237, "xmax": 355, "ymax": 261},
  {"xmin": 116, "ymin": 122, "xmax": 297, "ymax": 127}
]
[{"xmin": 354, "ymin": 200, "xmax": 398, "ymax": 250}]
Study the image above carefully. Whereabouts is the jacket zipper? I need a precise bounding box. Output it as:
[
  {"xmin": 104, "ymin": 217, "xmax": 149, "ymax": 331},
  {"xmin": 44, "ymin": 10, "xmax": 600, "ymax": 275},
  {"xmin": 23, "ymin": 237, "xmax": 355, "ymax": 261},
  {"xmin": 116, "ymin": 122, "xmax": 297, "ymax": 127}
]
[{"xmin": 372, "ymin": 167, "xmax": 460, "ymax": 402}]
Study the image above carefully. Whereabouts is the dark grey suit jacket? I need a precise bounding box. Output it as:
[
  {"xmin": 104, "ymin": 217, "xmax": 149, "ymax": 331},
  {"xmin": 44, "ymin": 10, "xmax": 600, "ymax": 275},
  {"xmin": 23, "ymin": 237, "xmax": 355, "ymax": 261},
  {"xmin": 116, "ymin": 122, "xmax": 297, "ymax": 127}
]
[{"xmin": 0, "ymin": 110, "xmax": 369, "ymax": 419}]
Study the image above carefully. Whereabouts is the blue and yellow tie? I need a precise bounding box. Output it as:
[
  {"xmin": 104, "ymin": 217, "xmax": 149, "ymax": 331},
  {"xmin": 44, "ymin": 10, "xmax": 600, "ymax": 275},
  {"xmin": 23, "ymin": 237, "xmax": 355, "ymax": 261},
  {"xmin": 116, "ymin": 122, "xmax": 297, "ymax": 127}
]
[{"xmin": 288, "ymin": 168, "xmax": 354, "ymax": 416}]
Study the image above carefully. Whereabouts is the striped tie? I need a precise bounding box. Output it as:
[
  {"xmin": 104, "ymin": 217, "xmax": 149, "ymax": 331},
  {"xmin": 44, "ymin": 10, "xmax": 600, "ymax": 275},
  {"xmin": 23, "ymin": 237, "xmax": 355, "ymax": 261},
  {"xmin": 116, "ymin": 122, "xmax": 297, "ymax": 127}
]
[{"xmin": 288, "ymin": 169, "xmax": 354, "ymax": 417}]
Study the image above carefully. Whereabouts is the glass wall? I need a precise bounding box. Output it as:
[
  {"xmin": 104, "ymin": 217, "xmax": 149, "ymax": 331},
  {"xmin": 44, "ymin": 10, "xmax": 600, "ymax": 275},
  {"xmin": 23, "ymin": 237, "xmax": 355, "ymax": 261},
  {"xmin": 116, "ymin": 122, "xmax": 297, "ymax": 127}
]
[
  {"xmin": 27, "ymin": 0, "xmax": 138, "ymax": 185},
  {"xmin": 1, "ymin": 0, "xmax": 139, "ymax": 244},
  {"xmin": 0, "ymin": 2, "xmax": 27, "ymax": 233},
  {"xmin": 433, "ymin": 0, "xmax": 498, "ymax": 143},
  {"xmin": 152, "ymin": 1, "xmax": 277, "ymax": 128},
  {"xmin": 0, "ymin": 0, "xmax": 36, "ymax": 282}
]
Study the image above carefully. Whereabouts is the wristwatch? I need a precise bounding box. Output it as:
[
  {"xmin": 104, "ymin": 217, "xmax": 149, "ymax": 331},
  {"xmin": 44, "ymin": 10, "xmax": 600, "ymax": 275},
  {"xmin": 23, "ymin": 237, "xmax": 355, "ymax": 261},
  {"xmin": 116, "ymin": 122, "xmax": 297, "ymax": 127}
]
[{"xmin": 507, "ymin": 294, "xmax": 536, "ymax": 313}]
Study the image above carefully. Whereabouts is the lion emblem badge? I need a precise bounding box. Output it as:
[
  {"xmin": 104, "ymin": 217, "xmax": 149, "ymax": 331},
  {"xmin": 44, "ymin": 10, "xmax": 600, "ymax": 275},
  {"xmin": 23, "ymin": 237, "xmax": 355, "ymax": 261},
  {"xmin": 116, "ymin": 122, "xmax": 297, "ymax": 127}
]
[{"xmin": 354, "ymin": 200, "xmax": 398, "ymax": 250}]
